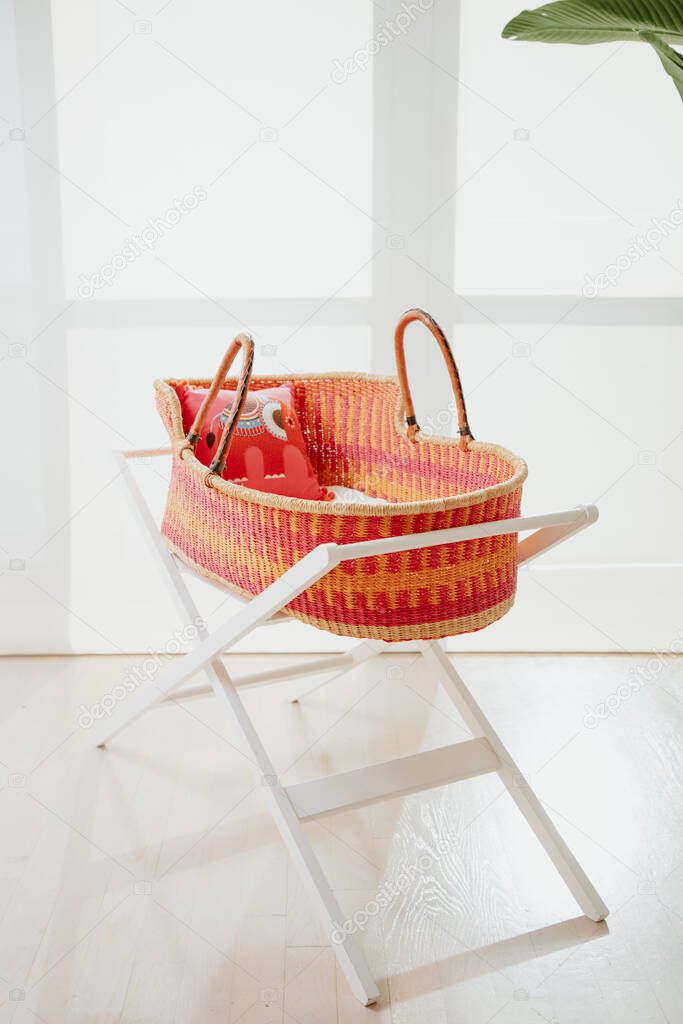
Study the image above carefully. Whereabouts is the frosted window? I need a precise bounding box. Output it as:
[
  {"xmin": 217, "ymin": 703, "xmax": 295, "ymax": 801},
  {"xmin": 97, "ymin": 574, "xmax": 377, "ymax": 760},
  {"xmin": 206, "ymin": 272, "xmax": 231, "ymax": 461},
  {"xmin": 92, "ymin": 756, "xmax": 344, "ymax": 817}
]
[
  {"xmin": 50, "ymin": 0, "xmax": 373, "ymax": 300},
  {"xmin": 454, "ymin": 0, "xmax": 683, "ymax": 296}
]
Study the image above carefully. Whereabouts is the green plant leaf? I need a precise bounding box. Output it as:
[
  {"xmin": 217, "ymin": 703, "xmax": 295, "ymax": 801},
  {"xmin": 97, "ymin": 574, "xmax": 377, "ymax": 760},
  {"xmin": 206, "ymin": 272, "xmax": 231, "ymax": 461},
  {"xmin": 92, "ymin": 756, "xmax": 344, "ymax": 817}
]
[
  {"xmin": 641, "ymin": 29, "xmax": 683, "ymax": 98},
  {"xmin": 502, "ymin": 1, "xmax": 683, "ymax": 101},
  {"xmin": 502, "ymin": 0, "xmax": 683, "ymax": 45}
]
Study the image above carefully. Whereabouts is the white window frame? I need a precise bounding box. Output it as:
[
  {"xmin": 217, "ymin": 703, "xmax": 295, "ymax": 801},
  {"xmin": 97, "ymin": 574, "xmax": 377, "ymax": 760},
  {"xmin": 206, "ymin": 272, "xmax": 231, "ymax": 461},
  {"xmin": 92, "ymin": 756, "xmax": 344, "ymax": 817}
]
[{"xmin": 8, "ymin": 0, "xmax": 682, "ymax": 653}]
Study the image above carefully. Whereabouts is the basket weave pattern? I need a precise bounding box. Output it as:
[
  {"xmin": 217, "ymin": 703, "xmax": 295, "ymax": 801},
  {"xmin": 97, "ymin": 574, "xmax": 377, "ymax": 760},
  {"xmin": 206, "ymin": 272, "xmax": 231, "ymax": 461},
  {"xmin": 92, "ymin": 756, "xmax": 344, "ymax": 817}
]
[{"xmin": 156, "ymin": 372, "xmax": 526, "ymax": 642}]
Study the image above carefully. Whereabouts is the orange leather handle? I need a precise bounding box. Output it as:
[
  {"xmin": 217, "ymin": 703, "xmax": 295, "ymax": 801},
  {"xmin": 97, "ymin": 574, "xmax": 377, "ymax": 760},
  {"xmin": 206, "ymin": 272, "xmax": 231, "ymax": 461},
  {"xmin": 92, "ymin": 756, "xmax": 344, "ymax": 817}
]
[
  {"xmin": 184, "ymin": 332, "xmax": 255, "ymax": 477},
  {"xmin": 394, "ymin": 308, "xmax": 473, "ymax": 450}
]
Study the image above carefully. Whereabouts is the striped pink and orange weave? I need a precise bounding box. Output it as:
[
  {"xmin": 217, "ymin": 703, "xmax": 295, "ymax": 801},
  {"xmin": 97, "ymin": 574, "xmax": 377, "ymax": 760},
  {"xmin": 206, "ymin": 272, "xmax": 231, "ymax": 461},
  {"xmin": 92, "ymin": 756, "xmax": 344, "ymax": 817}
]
[{"xmin": 155, "ymin": 366, "xmax": 527, "ymax": 642}]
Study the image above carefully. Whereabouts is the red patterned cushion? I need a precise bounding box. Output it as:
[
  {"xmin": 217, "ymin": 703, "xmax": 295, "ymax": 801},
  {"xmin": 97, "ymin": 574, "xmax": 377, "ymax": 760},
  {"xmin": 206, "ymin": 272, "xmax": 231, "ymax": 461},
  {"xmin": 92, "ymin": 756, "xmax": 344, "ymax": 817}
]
[{"xmin": 175, "ymin": 383, "xmax": 328, "ymax": 501}]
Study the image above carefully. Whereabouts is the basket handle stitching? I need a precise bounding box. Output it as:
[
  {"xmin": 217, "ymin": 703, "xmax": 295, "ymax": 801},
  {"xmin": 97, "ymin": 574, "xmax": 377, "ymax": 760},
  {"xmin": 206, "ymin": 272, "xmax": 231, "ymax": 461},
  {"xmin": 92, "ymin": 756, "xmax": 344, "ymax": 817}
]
[
  {"xmin": 182, "ymin": 332, "xmax": 255, "ymax": 483},
  {"xmin": 394, "ymin": 308, "xmax": 473, "ymax": 451}
]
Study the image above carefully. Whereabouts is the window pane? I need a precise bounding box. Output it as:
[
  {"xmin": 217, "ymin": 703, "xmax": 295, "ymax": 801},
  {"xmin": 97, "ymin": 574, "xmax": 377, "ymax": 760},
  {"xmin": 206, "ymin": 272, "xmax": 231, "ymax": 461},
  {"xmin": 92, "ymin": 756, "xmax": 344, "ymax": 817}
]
[
  {"xmin": 455, "ymin": 319, "xmax": 683, "ymax": 565},
  {"xmin": 49, "ymin": 0, "xmax": 373, "ymax": 300},
  {"xmin": 453, "ymin": 1, "xmax": 683, "ymax": 296}
]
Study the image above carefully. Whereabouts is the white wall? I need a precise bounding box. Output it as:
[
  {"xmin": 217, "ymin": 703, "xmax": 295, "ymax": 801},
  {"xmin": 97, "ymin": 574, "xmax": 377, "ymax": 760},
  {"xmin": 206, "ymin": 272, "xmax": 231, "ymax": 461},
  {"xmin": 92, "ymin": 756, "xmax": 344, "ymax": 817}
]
[{"xmin": 3, "ymin": 0, "xmax": 682, "ymax": 654}]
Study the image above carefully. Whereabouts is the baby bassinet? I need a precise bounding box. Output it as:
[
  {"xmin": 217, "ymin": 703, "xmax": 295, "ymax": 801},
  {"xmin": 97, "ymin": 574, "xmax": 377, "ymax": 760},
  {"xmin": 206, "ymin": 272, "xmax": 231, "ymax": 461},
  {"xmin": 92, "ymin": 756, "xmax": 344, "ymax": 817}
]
[{"xmin": 155, "ymin": 309, "xmax": 527, "ymax": 641}]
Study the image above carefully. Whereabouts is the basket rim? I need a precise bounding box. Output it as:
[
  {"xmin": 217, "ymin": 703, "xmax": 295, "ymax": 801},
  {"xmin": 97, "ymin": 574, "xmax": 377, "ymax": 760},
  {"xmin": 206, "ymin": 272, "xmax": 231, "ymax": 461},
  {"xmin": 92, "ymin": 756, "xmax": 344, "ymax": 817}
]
[{"xmin": 155, "ymin": 373, "xmax": 528, "ymax": 517}]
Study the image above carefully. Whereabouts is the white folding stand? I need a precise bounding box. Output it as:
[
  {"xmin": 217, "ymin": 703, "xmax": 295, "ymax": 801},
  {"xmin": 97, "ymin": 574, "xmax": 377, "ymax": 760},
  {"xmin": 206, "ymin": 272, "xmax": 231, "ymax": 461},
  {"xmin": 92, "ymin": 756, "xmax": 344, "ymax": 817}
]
[{"xmin": 97, "ymin": 448, "xmax": 608, "ymax": 1006}]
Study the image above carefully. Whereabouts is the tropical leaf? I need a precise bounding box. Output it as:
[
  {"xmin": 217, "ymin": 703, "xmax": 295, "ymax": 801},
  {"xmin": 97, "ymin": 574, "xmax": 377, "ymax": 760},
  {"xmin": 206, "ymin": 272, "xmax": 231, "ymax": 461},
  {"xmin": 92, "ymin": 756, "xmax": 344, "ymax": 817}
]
[
  {"xmin": 502, "ymin": 0, "xmax": 683, "ymax": 100},
  {"xmin": 642, "ymin": 30, "xmax": 683, "ymax": 99},
  {"xmin": 502, "ymin": 0, "xmax": 683, "ymax": 44}
]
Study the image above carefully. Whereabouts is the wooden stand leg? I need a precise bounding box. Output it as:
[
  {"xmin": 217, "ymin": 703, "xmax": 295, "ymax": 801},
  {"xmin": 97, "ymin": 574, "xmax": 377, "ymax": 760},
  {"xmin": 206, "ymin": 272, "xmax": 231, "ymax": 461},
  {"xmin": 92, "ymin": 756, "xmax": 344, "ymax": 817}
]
[
  {"xmin": 420, "ymin": 641, "xmax": 609, "ymax": 922},
  {"xmin": 96, "ymin": 452, "xmax": 379, "ymax": 1004}
]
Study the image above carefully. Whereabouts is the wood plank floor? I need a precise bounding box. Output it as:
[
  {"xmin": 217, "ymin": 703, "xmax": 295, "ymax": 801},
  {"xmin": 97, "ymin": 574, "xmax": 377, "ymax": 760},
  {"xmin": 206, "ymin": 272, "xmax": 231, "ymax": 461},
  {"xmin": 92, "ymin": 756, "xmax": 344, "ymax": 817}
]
[{"xmin": 0, "ymin": 650, "xmax": 682, "ymax": 1023}]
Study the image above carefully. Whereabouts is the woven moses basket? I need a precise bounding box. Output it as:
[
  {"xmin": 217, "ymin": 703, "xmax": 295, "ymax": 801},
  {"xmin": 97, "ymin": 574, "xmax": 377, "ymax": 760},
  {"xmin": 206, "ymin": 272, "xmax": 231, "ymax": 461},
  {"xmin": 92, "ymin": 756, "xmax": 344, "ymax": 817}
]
[{"xmin": 155, "ymin": 309, "xmax": 527, "ymax": 642}]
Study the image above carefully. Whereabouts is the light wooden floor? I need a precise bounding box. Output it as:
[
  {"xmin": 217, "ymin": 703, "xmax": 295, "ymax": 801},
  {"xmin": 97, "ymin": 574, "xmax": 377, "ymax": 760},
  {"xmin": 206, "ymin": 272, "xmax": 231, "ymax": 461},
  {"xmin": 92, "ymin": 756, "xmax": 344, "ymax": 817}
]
[{"xmin": 0, "ymin": 650, "xmax": 682, "ymax": 1023}]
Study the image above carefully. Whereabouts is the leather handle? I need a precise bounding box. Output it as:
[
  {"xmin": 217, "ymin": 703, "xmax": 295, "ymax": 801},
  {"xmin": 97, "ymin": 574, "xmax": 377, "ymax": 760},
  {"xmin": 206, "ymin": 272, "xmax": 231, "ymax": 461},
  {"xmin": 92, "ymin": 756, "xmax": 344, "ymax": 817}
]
[
  {"xmin": 394, "ymin": 308, "xmax": 473, "ymax": 450},
  {"xmin": 183, "ymin": 332, "xmax": 255, "ymax": 478}
]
